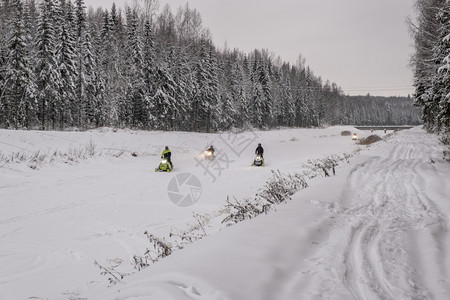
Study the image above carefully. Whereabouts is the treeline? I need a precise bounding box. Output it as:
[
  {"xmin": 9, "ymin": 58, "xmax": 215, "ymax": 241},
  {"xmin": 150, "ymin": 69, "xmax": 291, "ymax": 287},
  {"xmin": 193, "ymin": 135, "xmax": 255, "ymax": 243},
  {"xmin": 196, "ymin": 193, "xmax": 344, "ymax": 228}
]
[
  {"xmin": 0, "ymin": 0, "xmax": 419, "ymax": 131},
  {"xmin": 339, "ymin": 95, "xmax": 422, "ymax": 126},
  {"xmin": 410, "ymin": 0, "xmax": 450, "ymax": 141}
]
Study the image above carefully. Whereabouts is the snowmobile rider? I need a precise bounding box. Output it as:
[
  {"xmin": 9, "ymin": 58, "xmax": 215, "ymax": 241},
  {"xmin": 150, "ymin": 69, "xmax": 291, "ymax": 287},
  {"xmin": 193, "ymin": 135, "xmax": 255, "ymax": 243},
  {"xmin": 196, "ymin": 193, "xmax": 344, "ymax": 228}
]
[
  {"xmin": 255, "ymin": 143, "xmax": 264, "ymax": 158},
  {"xmin": 207, "ymin": 145, "xmax": 215, "ymax": 155},
  {"xmin": 161, "ymin": 146, "xmax": 172, "ymax": 167}
]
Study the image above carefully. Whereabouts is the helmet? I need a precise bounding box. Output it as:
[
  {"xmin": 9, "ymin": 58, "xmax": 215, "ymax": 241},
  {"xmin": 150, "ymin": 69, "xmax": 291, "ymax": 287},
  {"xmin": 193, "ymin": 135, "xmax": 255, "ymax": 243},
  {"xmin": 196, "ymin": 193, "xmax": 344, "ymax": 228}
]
[
  {"xmin": 165, "ymin": 146, "xmax": 169, "ymax": 150},
  {"xmin": 258, "ymin": 143, "xmax": 261, "ymax": 146}
]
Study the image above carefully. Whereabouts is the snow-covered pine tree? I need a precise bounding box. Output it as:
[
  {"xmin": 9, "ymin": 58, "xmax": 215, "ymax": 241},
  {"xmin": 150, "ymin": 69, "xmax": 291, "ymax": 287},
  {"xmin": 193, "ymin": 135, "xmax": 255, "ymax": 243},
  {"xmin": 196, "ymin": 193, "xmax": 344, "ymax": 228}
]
[
  {"xmin": 112, "ymin": 5, "xmax": 129, "ymax": 128},
  {"xmin": 249, "ymin": 53, "xmax": 264, "ymax": 128},
  {"xmin": 142, "ymin": 19, "xmax": 156, "ymax": 129},
  {"xmin": 191, "ymin": 44, "xmax": 204, "ymax": 131},
  {"xmin": 166, "ymin": 45, "xmax": 191, "ymax": 130},
  {"xmin": 258, "ymin": 54, "xmax": 273, "ymax": 128},
  {"xmin": 99, "ymin": 8, "xmax": 118, "ymax": 126},
  {"xmin": 322, "ymin": 81, "xmax": 343, "ymax": 125},
  {"xmin": 384, "ymin": 102, "xmax": 393, "ymax": 125},
  {"xmin": 292, "ymin": 60, "xmax": 309, "ymax": 127},
  {"xmin": 24, "ymin": 0, "xmax": 38, "ymax": 73},
  {"xmin": 205, "ymin": 42, "xmax": 220, "ymax": 132},
  {"xmin": 83, "ymin": 23, "xmax": 103, "ymax": 127},
  {"xmin": 23, "ymin": 0, "xmax": 39, "ymax": 128},
  {"xmin": 235, "ymin": 52, "xmax": 251, "ymax": 129},
  {"xmin": 313, "ymin": 78, "xmax": 325, "ymax": 126},
  {"xmin": 74, "ymin": 0, "xmax": 87, "ymax": 127},
  {"xmin": 56, "ymin": 0, "xmax": 77, "ymax": 129},
  {"xmin": 218, "ymin": 91, "xmax": 236, "ymax": 130},
  {"xmin": 36, "ymin": 0, "xmax": 61, "ymax": 129},
  {"xmin": 110, "ymin": 2, "xmax": 121, "ymax": 30},
  {"xmin": 270, "ymin": 65, "xmax": 282, "ymax": 127},
  {"xmin": 279, "ymin": 64, "xmax": 295, "ymax": 127},
  {"xmin": 215, "ymin": 49, "xmax": 238, "ymax": 130},
  {"xmin": 436, "ymin": 1, "xmax": 450, "ymax": 135},
  {"xmin": 304, "ymin": 67, "xmax": 319, "ymax": 127},
  {"xmin": 0, "ymin": 0, "xmax": 11, "ymax": 127},
  {"xmin": 191, "ymin": 38, "xmax": 218, "ymax": 132},
  {"xmin": 125, "ymin": 7, "xmax": 146, "ymax": 128},
  {"xmin": 0, "ymin": 0, "xmax": 12, "ymax": 127},
  {"xmin": 3, "ymin": 0, "xmax": 37, "ymax": 129},
  {"xmin": 151, "ymin": 45, "xmax": 180, "ymax": 130},
  {"xmin": 411, "ymin": 0, "xmax": 446, "ymax": 131},
  {"xmin": 250, "ymin": 50, "xmax": 276, "ymax": 129}
]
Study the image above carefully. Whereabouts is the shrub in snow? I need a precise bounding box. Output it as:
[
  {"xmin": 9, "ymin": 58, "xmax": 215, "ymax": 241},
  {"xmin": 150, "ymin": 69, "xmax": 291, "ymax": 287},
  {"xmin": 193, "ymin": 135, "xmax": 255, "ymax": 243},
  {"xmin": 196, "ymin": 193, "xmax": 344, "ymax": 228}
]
[
  {"xmin": 357, "ymin": 134, "xmax": 383, "ymax": 145},
  {"xmin": 258, "ymin": 170, "xmax": 308, "ymax": 204},
  {"xmin": 169, "ymin": 213, "xmax": 210, "ymax": 248},
  {"xmin": 343, "ymin": 152, "xmax": 352, "ymax": 163},
  {"xmin": 133, "ymin": 213, "xmax": 213, "ymax": 271},
  {"xmin": 0, "ymin": 142, "xmax": 137, "ymax": 169},
  {"xmin": 133, "ymin": 232, "xmax": 173, "ymax": 270},
  {"xmin": 302, "ymin": 154, "xmax": 348, "ymax": 178},
  {"xmin": 112, "ymin": 148, "xmax": 127, "ymax": 157},
  {"xmin": 86, "ymin": 140, "xmax": 96, "ymax": 156},
  {"xmin": 28, "ymin": 151, "xmax": 47, "ymax": 169},
  {"xmin": 222, "ymin": 170, "xmax": 308, "ymax": 225},
  {"xmin": 94, "ymin": 258, "xmax": 129, "ymax": 285},
  {"xmin": 222, "ymin": 196, "xmax": 271, "ymax": 224}
]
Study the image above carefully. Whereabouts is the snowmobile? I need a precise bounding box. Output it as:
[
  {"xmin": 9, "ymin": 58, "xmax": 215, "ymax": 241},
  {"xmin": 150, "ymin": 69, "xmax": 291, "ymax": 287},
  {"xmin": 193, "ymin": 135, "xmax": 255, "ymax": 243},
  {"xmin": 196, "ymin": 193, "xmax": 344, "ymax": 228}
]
[
  {"xmin": 251, "ymin": 154, "xmax": 264, "ymax": 167},
  {"xmin": 155, "ymin": 157, "xmax": 172, "ymax": 172},
  {"xmin": 204, "ymin": 149, "xmax": 215, "ymax": 161}
]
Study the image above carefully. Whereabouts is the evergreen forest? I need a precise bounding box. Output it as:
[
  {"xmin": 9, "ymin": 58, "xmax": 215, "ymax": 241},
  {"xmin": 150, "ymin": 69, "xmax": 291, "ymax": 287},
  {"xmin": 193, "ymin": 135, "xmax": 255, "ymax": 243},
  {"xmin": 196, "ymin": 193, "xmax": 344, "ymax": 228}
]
[{"xmin": 0, "ymin": 0, "xmax": 422, "ymax": 132}]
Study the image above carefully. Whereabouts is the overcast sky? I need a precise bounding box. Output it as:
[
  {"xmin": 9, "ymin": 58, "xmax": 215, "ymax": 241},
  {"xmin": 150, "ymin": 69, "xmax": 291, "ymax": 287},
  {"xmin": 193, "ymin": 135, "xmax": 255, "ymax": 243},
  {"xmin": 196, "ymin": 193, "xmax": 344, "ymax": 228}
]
[{"xmin": 85, "ymin": 0, "xmax": 416, "ymax": 97}]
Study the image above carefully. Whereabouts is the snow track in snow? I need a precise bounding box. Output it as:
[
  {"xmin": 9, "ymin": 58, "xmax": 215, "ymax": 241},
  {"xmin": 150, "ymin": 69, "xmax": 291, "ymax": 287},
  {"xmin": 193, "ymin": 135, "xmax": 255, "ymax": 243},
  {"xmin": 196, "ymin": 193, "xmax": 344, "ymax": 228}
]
[{"xmin": 334, "ymin": 129, "xmax": 450, "ymax": 300}]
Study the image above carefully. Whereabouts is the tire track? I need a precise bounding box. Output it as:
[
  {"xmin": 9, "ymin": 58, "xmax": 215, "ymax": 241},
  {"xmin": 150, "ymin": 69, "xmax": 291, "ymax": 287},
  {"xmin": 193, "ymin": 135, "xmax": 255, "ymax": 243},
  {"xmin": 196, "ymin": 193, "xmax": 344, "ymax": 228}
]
[
  {"xmin": 341, "ymin": 154, "xmax": 400, "ymax": 300},
  {"xmin": 337, "ymin": 129, "xmax": 447, "ymax": 299},
  {"xmin": 0, "ymin": 202, "xmax": 84, "ymax": 225}
]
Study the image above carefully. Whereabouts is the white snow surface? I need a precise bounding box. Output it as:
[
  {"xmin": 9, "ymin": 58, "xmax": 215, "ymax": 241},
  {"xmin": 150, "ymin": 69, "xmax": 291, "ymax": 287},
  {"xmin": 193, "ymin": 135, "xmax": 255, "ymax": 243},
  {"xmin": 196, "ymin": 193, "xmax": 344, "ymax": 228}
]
[{"xmin": 1, "ymin": 126, "xmax": 449, "ymax": 300}]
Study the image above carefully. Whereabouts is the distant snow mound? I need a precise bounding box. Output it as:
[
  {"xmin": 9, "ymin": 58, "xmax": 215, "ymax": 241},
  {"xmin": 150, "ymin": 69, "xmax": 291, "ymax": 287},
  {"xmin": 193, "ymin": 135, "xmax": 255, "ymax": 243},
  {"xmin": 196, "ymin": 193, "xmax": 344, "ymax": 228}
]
[{"xmin": 358, "ymin": 134, "xmax": 383, "ymax": 145}]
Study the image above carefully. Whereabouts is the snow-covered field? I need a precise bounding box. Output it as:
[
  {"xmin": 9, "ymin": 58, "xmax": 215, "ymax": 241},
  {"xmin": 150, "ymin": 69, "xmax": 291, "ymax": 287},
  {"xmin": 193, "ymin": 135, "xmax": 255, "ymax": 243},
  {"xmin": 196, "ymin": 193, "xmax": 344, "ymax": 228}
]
[{"xmin": 1, "ymin": 126, "xmax": 449, "ymax": 299}]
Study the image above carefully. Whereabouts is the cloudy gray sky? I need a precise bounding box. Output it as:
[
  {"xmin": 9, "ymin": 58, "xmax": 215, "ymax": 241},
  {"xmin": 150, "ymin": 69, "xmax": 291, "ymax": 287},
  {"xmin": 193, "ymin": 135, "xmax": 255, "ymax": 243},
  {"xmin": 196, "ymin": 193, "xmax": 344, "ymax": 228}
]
[{"xmin": 85, "ymin": 0, "xmax": 416, "ymax": 97}]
